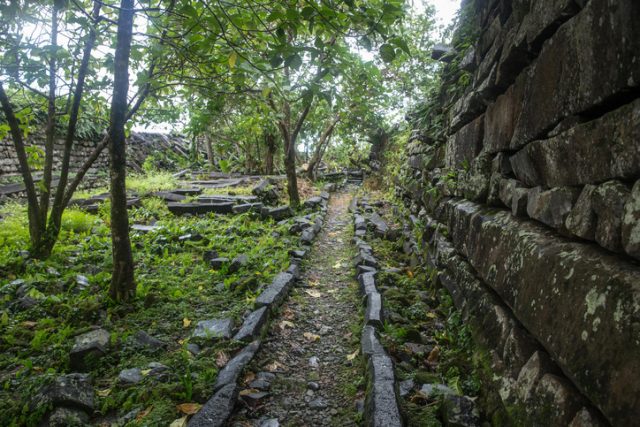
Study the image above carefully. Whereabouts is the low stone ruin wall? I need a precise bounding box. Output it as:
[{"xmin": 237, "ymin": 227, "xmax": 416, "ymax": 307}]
[
  {"xmin": 398, "ymin": 0, "xmax": 640, "ymax": 425},
  {"xmin": 0, "ymin": 132, "xmax": 192, "ymax": 178}
]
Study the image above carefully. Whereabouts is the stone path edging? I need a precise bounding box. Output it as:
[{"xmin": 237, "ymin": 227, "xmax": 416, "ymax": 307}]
[
  {"xmin": 351, "ymin": 198, "xmax": 404, "ymax": 427},
  {"xmin": 187, "ymin": 192, "xmax": 332, "ymax": 427}
]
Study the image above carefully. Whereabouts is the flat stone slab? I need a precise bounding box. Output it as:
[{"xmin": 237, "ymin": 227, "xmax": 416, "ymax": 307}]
[
  {"xmin": 254, "ymin": 272, "xmax": 295, "ymax": 309},
  {"xmin": 188, "ymin": 383, "xmax": 238, "ymax": 427},
  {"xmin": 70, "ymin": 328, "xmax": 110, "ymax": 371},
  {"xmin": 36, "ymin": 373, "xmax": 94, "ymax": 412},
  {"xmin": 369, "ymin": 212, "xmax": 389, "ymax": 237},
  {"xmin": 365, "ymin": 292, "xmax": 383, "ymax": 329},
  {"xmin": 233, "ymin": 307, "xmax": 269, "ymax": 342},
  {"xmin": 192, "ymin": 318, "xmax": 234, "ymax": 341},
  {"xmin": 167, "ymin": 202, "xmax": 234, "ymax": 215},
  {"xmin": 151, "ymin": 191, "xmax": 186, "ymax": 202},
  {"xmin": 232, "ymin": 203, "xmax": 263, "ymax": 214},
  {"xmin": 213, "ymin": 340, "xmax": 260, "ymax": 391},
  {"xmin": 361, "ymin": 325, "xmax": 386, "ymax": 359},
  {"xmin": 358, "ymin": 272, "xmax": 378, "ymax": 296},
  {"xmin": 131, "ymin": 224, "xmax": 162, "ymax": 233},
  {"xmin": 261, "ymin": 206, "xmax": 293, "ymax": 221},
  {"xmin": 365, "ymin": 354, "xmax": 402, "ymax": 427},
  {"xmin": 304, "ymin": 196, "xmax": 324, "ymax": 209},
  {"xmin": 197, "ymin": 195, "xmax": 259, "ymax": 204}
]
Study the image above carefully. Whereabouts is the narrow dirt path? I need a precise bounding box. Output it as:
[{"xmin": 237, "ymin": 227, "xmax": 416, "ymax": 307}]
[{"xmin": 229, "ymin": 190, "xmax": 362, "ymax": 427}]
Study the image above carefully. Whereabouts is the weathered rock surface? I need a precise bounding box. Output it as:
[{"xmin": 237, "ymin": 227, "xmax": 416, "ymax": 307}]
[
  {"xmin": 622, "ymin": 180, "xmax": 640, "ymax": 260},
  {"xmin": 188, "ymin": 383, "xmax": 238, "ymax": 427},
  {"xmin": 192, "ymin": 318, "xmax": 234, "ymax": 341},
  {"xmin": 233, "ymin": 307, "xmax": 269, "ymax": 342},
  {"xmin": 37, "ymin": 373, "xmax": 94, "ymax": 412},
  {"xmin": 69, "ymin": 328, "xmax": 110, "ymax": 371},
  {"xmin": 254, "ymin": 272, "xmax": 295, "ymax": 309},
  {"xmin": 364, "ymin": 354, "xmax": 402, "ymax": 427},
  {"xmin": 439, "ymin": 199, "xmax": 640, "ymax": 425},
  {"xmin": 213, "ymin": 340, "xmax": 260, "ymax": 392}
]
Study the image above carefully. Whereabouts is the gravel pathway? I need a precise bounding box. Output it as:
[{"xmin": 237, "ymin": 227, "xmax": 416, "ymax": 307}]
[{"xmin": 229, "ymin": 190, "xmax": 363, "ymax": 427}]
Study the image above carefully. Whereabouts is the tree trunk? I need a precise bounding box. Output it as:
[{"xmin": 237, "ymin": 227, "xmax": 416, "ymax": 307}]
[
  {"xmin": 205, "ymin": 134, "xmax": 214, "ymax": 169},
  {"xmin": 43, "ymin": 1, "xmax": 101, "ymax": 257},
  {"xmin": 306, "ymin": 114, "xmax": 340, "ymax": 180},
  {"xmin": 264, "ymin": 131, "xmax": 276, "ymax": 174},
  {"xmin": 108, "ymin": 0, "xmax": 136, "ymax": 302},
  {"xmin": 0, "ymin": 83, "xmax": 43, "ymax": 248}
]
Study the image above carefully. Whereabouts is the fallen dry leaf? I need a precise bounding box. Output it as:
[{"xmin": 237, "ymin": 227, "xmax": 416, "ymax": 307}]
[
  {"xmin": 169, "ymin": 416, "xmax": 188, "ymax": 427},
  {"xmin": 332, "ymin": 262, "xmax": 342, "ymax": 269},
  {"xmin": 21, "ymin": 321, "xmax": 37, "ymax": 329},
  {"xmin": 264, "ymin": 361, "xmax": 282, "ymax": 372},
  {"xmin": 176, "ymin": 403, "xmax": 202, "ymax": 415},
  {"xmin": 96, "ymin": 388, "xmax": 111, "ymax": 397},
  {"xmin": 216, "ymin": 351, "xmax": 229, "ymax": 368},
  {"xmin": 407, "ymin": 270, "xmax": 414, "ymax": 278},
  {"xmin": 243, "ymin": 372, "xmax": 256, "ymax": 385},
  {"xmin": 239, "ymin": 388, "xmax": 260, "ymax": 396},
  {"xmin": 140, "ymin": 369, "xmax": 152, "ymax": 376},
  {"xmin": 305, "ymin": 289, "xmax": 322, "ymax": 298},
  {"xmin": 136, "ymin": 406, "xmax": 153, "ymax": 421},
  {"xmin": 303, "ymin": 332, "xmax": 321, "ymax": 342},
  {"xmin": 346, "ymin": 349, "xmax": 359, "ymax": 361},
  {"xmin": 282, "ymin": 308, "xmax": 296, "ymax": 320},
  {"xmin": 427, "ymin": 346, "xmax": 440, "ymax": 364},
  {"xmin": 279, "ymin": 320, "xmax": 295, "ymax": 330},
  {"xmin": 182, "ymin": 318, "xmax": 191, "ymax": 328}
]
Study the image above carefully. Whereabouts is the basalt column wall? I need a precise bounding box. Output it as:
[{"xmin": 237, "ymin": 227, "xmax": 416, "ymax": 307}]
[{"xmin": 399, "ymin": 0, "xmax": 640, "ymax": 425}]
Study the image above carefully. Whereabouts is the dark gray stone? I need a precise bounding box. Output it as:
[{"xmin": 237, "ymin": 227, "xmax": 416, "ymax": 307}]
[
  {"xmin": 510, "ymin": 98, "xmax": 640, "ymax": 187},
  {"xmin": 358, "ymin": 272, "xmax": 378, "ymax": 296},
  {"xmin": 43, "ymin": 407, "xmax": 89, "ymax": 426},
  {"xmin": 369, "ymin": 212, "xmax": 389, "ymax": 237},
  {"xmin": 254, "ymin": 272, "xmax": 295, "ymax": 309},
  {"xmin": 365, "ymin": 292, "xmax": 383, "ymax": 329},
  {"xmin": 286, "ymin": 263, "xmax": 301, "ymax": 279},
  {"xmin": 439, "ymin": 199, "xmax": 640, "ymax": 425},
  {"xmin": 118, "ymin": 368, "xmax": 143, "ymax": 385},
  {"xmin": 354, "ymin": 252, "xmax": 379, "ymax": 269},
  {"xmin": 304, "ymin": 196, "xmax": 323, "ymax": 209},
  {"xmin": 233, "ymin": 307, "xmax": 268, "ymax": 342},
  {"xmin": 441, "ymin": 395, "xmax": 481, "ymax": 427},
  {"xmin": 213, "ymin": 340, "xmax": 260, "ymax": 392},
  {"xmin": 592, "ymin": 180, "xmax": 630, "ymax": 252},
  {"xmin": 167, "ymin": 202, "xmax": 235, "ymax": 215},
  {"xmin": 357, "ymin": 265, "xmax": 377, "ymax": 276},
  {"xmin": 132, "ymin": 331, "xmax": 166, "ymax": 350},
  {"xmin": 37, "ymin": 373, "xmax": 94, "ymax": 412},
  {"xmin": 188, "ymin": 383, "xmax": 238, "ymax": 427},
  {"xmin": 420, "ymin": 383, "xmax": 455, "ymax": 398},
  {"xmin": 261, "ymin": 206, "xmax": 293, "ymax": 221},
  {"xmin": 511, "ymin": 187, "xmax": 529, "ymax": 217},
  {"xmin": 399, "ymin": 379, "xmax": 415, "ymax": 398},
  {"xmin": 622, "ymin": 180, "xmax": 640, "ymax": 260},
  {"xmin": 192, "ymin": 318, "xmax": 234, "ymax": 341},
  {"xmin": 364, "ymin": 354, "xmax": 402, "ymax": 427},
  {"xmin": 445, "ymin": 114, "xmax": 484, "ymax": 168},
  {"xmin": 209, "ymin": 258, "xmax": 229, "ymax": 269},
  {"xmin": 249, "ymin": 378, "xmax": 271, "ymax": 390},
  {"xmin": 565, "ymin": 185, "xmax": 597, "ymax": 240},
  {"xmin": 151, "ymin": 191, "xmax": 186, "ymax": 202},
  {"xmin": 229, "ymin": 254, "xmax": 249, "ymax": 273},
  {"xmin": 300, "ymin": 228, "xmax": 316, "ymax": 244},
  {"xmin": 289, "ymin": 249, "xmax": 307, "ymax": 258},
  {"xmin": 526, "ymin": 186, "xmax": 579, "ymax": 231},
  {"xmin": 70, "ymin": 328, "xmax": 110, "ymax": 371},
  {"xmin": 232, "ymin": 202, "xmax": 263, "ymax": 214},
  {"xmin": 187, "ymin": 343, "xmax": 201, "ymax": 355},
  {"xmin": 354, "ymin": 214, "xmax": 367, "ymax": 231},
  {"xmin": 309, "ymin": 397, "xmax": 328, "ymax": 410}
]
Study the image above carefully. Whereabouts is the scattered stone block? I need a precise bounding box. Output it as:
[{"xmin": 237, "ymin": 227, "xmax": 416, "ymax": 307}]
[
  {"xmin": 261, "ymin": 206, "xmax": 293, "ymax": 221},
  {"xmin": 70, "ymin": 328, "xmax": 110, "ymax": 371},
  {"xmin": 441, "ymin": 395, "xmax": 481, "ymax": 427},
  {"xmin": 232, "ymin": 203, "xmax": 263, "ymax": 214},
  {"xmin": 365, "ymin": 292, "xmax": 383, "ymax": 329},
  {"xmin": 304, "ymin": 196, "xmax": 323, "ymax": 209},
  {"xmin": 229, "ymin": 254, "xmax": 249, "ymax": 273},
  {"xmin": 36, "ymin": 373, "xmax": 94, "ymax": 412},
  {"xmin": 358, "ymin": 272, "xmax": 378, "ymax": 296},
  {"xmin": 233, "ymin": 307, "xmax": 269, "ymax": 342},
  {"xmin": 361, "ymin": 325, "xmax": 385, "ymax": 358},
  {"xmin": 209, "ymin": 257, "xmax": 229, "ymax": 269},
  {"xmin": 213, "ymin": 340, "xmax": 260, "ymax": 392},
  {"xmin": 526, "ymin": 186, "xmax": 579, "ymax": 231},
  {"xmin": 188, "ymin": 383, "xmax": 238, "ymax": 427},
  {"xmin": 167, "ymin": 202, "xmax": 234, "ymax": 215},
  {"xmin": 192, "ymin": 318, "xmax": 234, "ymax": 341},
  {"xmin": 118, "ymin": 368, "xmax": 143, "ymax": 385},
  {"xmin": 622, "ymin": 180, "xmax": 640, "ymax": 260},
  {"xmin": 132, "ymin": 331, "xmax": 166, "ymax": 351},
  {"xmin": 254, "ymin": 272, "xmax": 295, "ymax": 309},
  {"xmin": 44, "ymin": 407, "xmax": 89, "ymax": 426}
]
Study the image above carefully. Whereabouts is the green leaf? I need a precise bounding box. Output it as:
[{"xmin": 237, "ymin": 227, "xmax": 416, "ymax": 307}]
[
  {"xmin": 228, "ymin": 52, "xmax": 237, "ymax": 68},
  {"xmin": 391, "ymin": 37, "xmax": 411, "ymax": 55},
  {"xmin": 284, "ymin": 53, "xmax": 302, "ymax": 70},
  {"xmin": 379, "ymin": 44, "xmax": 396, "ymax": 63}
]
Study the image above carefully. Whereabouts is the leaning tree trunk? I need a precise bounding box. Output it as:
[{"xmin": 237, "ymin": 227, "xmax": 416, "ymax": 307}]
[
  {"xmin": 306, "ymin": 114, "xmax": 339, "ymax": 180},
  {"xmin": 264, "ymin": 131, "xmax": 276, "ymax": 174},
  {"xmin": 205, "ymin": 134, "xmax": 214, "ymax": 169},
  {"xmin": 108, "ymin": 0, "xmax": 136, "ymax": 302}
]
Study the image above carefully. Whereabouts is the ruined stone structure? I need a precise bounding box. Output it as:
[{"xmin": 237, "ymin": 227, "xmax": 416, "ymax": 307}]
[
  {"xmin": 0, "ymin": 132, "xmax": 192, "ymax": 178},
  {"xmin": 399, "ymin": 0, "xmax": 639, "ymax": 425}
]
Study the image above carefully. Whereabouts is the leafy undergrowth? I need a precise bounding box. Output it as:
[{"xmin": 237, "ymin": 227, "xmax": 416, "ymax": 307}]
[
  {"xmin": 359, "ymin": 191, "xmax": 482, "ymax": 426},
  {"xmin": 0, "ymin": 194, "xmax": 317, "ymax": 426}
]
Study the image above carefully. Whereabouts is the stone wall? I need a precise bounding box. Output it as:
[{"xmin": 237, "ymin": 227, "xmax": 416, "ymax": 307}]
[
  {"xmin": 0, "ymin": 132, "xmax": 192, "ymax": 178},
  {"xmin": 399, "ymin": 0, "xmax": 640, "ymax": 425}
]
